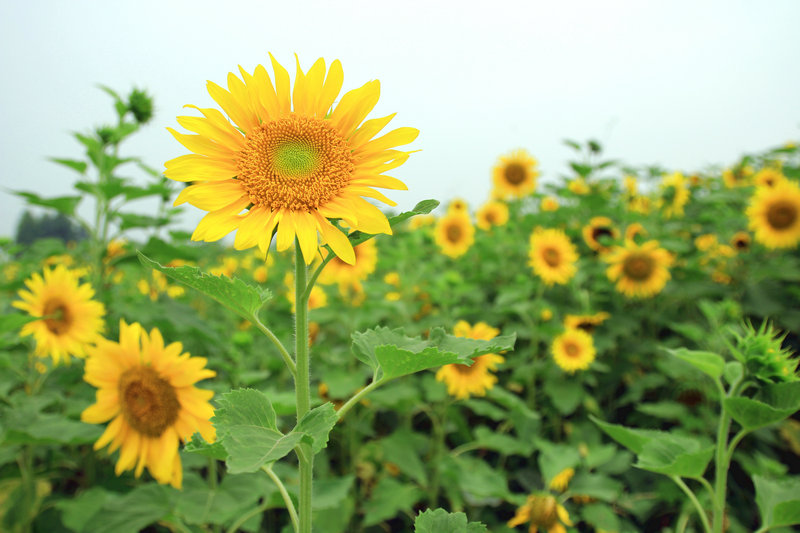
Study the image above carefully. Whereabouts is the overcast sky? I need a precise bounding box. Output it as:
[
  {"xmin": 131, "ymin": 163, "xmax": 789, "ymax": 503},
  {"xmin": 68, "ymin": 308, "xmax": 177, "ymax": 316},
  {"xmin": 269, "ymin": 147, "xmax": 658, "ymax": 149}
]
[{"xmin": 1, "ymin": 0, "xmax": 799, "ymax": 239}]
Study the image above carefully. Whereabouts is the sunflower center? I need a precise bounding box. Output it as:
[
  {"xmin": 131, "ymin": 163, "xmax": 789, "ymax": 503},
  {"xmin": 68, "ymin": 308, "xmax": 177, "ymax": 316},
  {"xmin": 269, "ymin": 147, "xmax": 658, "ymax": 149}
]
[
  {"xmin": 564, "ymin": 341, "xmax": 581, "ymax": 358},
  {"xmin": 118, "ymin": 366, "xmax": 180, "ymax": 437},
  {"xmin": 504, "ymin": 163, "xmax": 526, "ymax": 185},
  {"xmin": 237, "ymin": 115, "xmax": 354, "ymax": 211},
  {"xmin": 446, "ymin": 222, "xmax": 463, "ymax": 242},
  {"xmin": 542, "ymin": 247, "xmax": 561, "ymax": 267},
  {"xmin": 766, "ymin": 200, "xmax": 798, "ymax": 230},
  {"xmin": 623, "ymin": 253, "xmax": 655, "ymax": 281},
  {"xmin": 591, "ymin": 227, "xmax": 613, "ymax": 245},
  {"xmin": 529, "ymin": 496, "xmax": 559, "ymax": 526},
  {"xmin": 42, "ymin": 298, "xmax": 73, "ymax": 335},
  {"xmin": 733, "ymin": 237, "xmax": 749, "ymax": 250}
]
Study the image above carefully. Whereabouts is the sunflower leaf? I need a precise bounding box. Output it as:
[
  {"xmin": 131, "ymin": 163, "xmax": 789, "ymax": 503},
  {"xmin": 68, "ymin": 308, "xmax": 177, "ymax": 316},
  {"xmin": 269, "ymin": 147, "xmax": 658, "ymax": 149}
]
[
  {"xmin": 754, "ymin": 475, "xmax": 800, "ymax": 529},
  {"xmin": 13, "ymin": 191, "xmax": 83, "ymax": 216},
  {"xmin": 138, "ymin": 253, "xmax": 271, "ymax": 322},
  {"xmin": 184, "ymin": 433, "xmax": 227, "ymax": 461},
  {"xmin": 664, "ymin": 347, "xmax": 725, "ymax": 381},
  {"xmin": 723, "ymin": 382, "xmax": 800, "ymax": 430},
  {"xmin": 414, "ymin": 508, "xmax": 488, "ymax": 533},
  {"xmin": 348, "ymin": 199, "xmax": 440, "ymax": 245},
  {"xmin": 295, "ymin": 402, "xmax": 338, "ymax": 455}
]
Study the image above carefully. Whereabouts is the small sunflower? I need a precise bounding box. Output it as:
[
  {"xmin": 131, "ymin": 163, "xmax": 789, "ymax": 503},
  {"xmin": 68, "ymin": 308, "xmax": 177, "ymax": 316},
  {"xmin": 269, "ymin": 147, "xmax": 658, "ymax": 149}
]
[
  {"xmin": 694, "ymin": 234, "xmax": 718, "ymax": 252},
  {"xmin": 658, "ymin": 172, "xmax": 690, "ymax": 218},
  {"xmin": 447, "ymin": 198, "xmax": 469, "ymax": 214},
  {"xmin": 492, "ymin": 149, "xmax": 539, "ymax": 199},
  {"xmin": 166, "ymin": 54, "xmax": 418, "ymax": 265},
  {"xmin": 624, "ymin": 222, "xmax": 647, "ymax": 243},
  {"xmin": 623, "ymin": 175, "xmax": 638, "ymax": 196},
  {"xmin": 552, "ymin": 329, "xmax": 596, "ymax": 373},
  {"xmin": 435, "ymin": 321, "xmax": 503, "ymax": 400},
  {"xmin": 318, "ymin": 238, "xmax": 378, "ymax": 295},
  {"xmin": 528, "ymin": 229, "xmax": 578, "ymax": 285},
  {"xmin": 563, "ymin": 311, "xmax": 610, "ymax": 334},
  {"xmin": 540, "ymin": 196, "xmax": 559, "ymax": 212},
  {"xmin": 628, "ymin": 195, "xmax": 652, "ymax": 214},
  {"xmin": 746, "ymin": 180, "xmax": 800, "ymax": 249},
  {"xmin": 567, "ymin": 178, "xmax": 590, "ymax": 195},
  {"xmin": 476, "ymin": 200, "xmax": 509, "ymax": 230},
  {"xmin": 507, "ymin": 494, "xmax": 572, "ymax": 533},
  {"xmin": 408, "ymin": 214, "xmax": 435, "ymax": 230},
  {"xmin": 582, "ymin": 216, "xmax": 619, "ymax": 253},
  {"xmin": 13, "ymin": 265, "xmax": 105, "ymax": 365},
  {"xmin": 81, "ymin": 321, "xmax": 216, "ymax": 489},
  {"xmin": 605, "ymin": 240, "xmax": 673, "ymax": 298},
  {"xmin": 435, "ymin": 212, "xmax": 475, "ymax": 258},
  {"xmin": 730, "ymin": 231, "xmax": 751, "ymax": 252},
  {"xmin": 754, "ymin": 167, "xmax": 785, "ymax": 188},
  {"xmin": 722, "ymin": 165, "xmax": 754, "ymax": 188}
]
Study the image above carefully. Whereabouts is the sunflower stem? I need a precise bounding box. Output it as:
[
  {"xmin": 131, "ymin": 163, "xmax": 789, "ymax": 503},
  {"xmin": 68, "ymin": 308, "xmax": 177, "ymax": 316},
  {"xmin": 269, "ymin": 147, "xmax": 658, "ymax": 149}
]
[
  {"xmin": 294, "ymin": 243, "xmax": 313, "ymax": 533},
  {"xmin": 336, "ymin": 374, "xmax": 382, "ymax": 421},
  {"xmin": 712, "ymin": 379, "xmax": 731, "ymax": 533},
  {"xmin": 262, "ymin": 465, "xmax": 299, "ymax": 533},
  {"xmin": 252, "ymin": 317, "xmax": 296, "ymax": 378}
]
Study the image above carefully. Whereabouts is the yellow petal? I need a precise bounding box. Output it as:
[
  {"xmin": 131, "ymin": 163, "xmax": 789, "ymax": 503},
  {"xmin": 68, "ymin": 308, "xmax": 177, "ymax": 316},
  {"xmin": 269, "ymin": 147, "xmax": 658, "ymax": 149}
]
[
  {"xmin": 192, "ymin": 198, "xmax": 249, "ymax": 242},
  {"xmin": 251, "ymin": 64, "xmax": 281, "ymax": 120},
  {"xmin": 317, "ymin": 59, "xmax": 343, "ymax": 117},
  {"xmin": 269, "ymin": 53, "xmax": 291, "ymax": 115},
  {"xmin": 349, "ymin": 113, "xmax": 396, "ymax": 149},
  {"xmin": 348, "ymin": 197, "xmax": 392, "ymax": 235},
  {"xmin": 315, "ymin": 214, "xmax": 355, "ymax": 264},
  {"xmin": 173, "ymin": 180, "xmax": 247, "ymax": 211},
  {"xmin": 275, "ymin": 210, "xmax": 296, "ymax": 252},
  {"xmin": 303, "ymin": 57, "xmax": 326, "ymax": 116},
  {"xmin": 330, "ymin": 80, "xmax": 381, "ymax": 138},
  {"xmin": 355, "ymin": 127, "xmax": 419, "ymax": 158},
  {"xmin": 176, "ymin": 113, "xmax": 244, "ymax": 152},
  {"xmin": 234, "ymin": 206, "xmax": 271, "ymax": 250},
  {"xmin": 293, "ymin": 211, "xmax": 320, "ymax": 264}
]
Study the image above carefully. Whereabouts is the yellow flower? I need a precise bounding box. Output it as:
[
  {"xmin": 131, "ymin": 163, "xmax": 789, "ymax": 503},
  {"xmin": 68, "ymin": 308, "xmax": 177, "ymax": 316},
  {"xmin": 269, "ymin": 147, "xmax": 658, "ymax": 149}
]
[
  {"xmin": 492, "ymin": 149, "xmax": 539, "ymax": 199},
  {"xmin": 624, "ymin": 222, "xmax": 647, "ymax": 243},
  {"xmin": 540, "ymin": 308, "xmax": 553, "ymax": 322},
  {"xmin": 138, "ymin": 271, "xmax": 185, "ymax": 301},
  {"xmin": 563, "ymin": 312, "xmax": 610, "ymax": 334},
  {"xmin": 605, "ymin": 240, "xmax": 673, "ymax": 298},
  {"xmin": 13, "ymin": 265, "xmax": 105, "ymax": 365},
  {"xmin": 81, "ymin": 321, "xmax": 216, "ymax": 489},
  {"xmin": 447, "ymin": 198, "xmax": 469, "ymax": 214},
  {"xmin": 105, "ymin": 239, "xmax": 127, "ymax": 261},
  {"xmin": 730, "ymin": 231, "xmax": 751, "ymax": 252},
  {"xmin": 695, "ymin": 234, "xmax": 718, "ymax": 252},
  {"xmin": 436, "ymin": 321, "xmax": 504, "ymax": 400},
  {"xmin": 582, "ymin": 216, "xmax": 619, "ymax": 253},
  {"xmin": 166, "ymin": 54, "xmax": 418, "ymax": 265},
  {"xmin": 746, "ymin": 180, "xmax": 800, "ymax": 249},
  {"xmin": 722, "ymin": 165, "xmax": 754, "ymax": 188},
  {"xmin": 383, "ymin": 271, "xmax": 400, "ymax": 286},
  {"xmin": 754, "ymin": 167, "xmax": 785, "ymax": 188},
  {"xmin": 549, "ymin": 467, "xmax": 575, "ymax": 492},
  {"xmin": 568, "ymin": 178, "xmax": 589, "ymax": 195},
  {"xmin": 435, "ymin": 212, "xmax": 475, "ymax": 258},
  {"xmin": 43, "ymin": 254, "xmax": 74, "ymax": 267},
  {"xmin": 540, "ymin": 196, "xmax": 559, "ymax": 212},
  {"xmin": 552, "ymin": 329, "xmax": 596, "ymax": 373},
  {"xmin": 253, "ymin": 265, "xmax": 268, "ymax": 283},
  {"xmin": 408, "ymin": 214, "xmax": 435, "ymax": 230},
  {"xmin": 476, "ymin": 200, "xmax": 509, "ymax": 230},
  {"xmin": 209, "ymin": 257, "xmax": 239, "ymax": 277},
  {"xmin": 628, "ymin": 195, "xmax": 652, "ymax": 214},
  {"xmin": 623, "ymin": 175, "xmax": 638, "ymax": 196},
  {"xmin": 318, "ymin": 239, "xmax": 378, "ymax": 296},
  {"xmin": 528, "ymin": 229, "xmax": 579, "ymax": 286},
  {"xmin": 658, "ymin": 172, "xmax": 690, "ymax": 218},
  {"xmin": 507, "ymin": 494, "xmax": 572, "ymax": 533}
]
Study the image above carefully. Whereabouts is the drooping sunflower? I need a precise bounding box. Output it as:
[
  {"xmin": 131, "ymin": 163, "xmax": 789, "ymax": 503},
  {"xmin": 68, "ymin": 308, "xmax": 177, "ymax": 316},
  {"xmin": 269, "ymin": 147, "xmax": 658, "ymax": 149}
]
[
  {"xmin": 528, "ymin": 229, "xmax": 578, "ymax": 285},
  {"xmin": 434, "ymin": 212, "xmax": 475, "ymax": 258},
  {"xmin": 436, "ymin": 321, "xmax": 504, "ymax": 400},
  {"xmin": 605, "ymin": 240, "xmax": 674, "ymax": 298},
  {"xmin": 563, "ymin": 311, "xmax": 610, "ymax": 334},
  {"xmin": 722, "ymin": 165, "xmax": 754, "ymax": 188},
  {"xmin": 658, "ymin": 172, "xmax": 690, "ymax": 218},
  {"xmin": 746, "ymin": 180, "xmax": 800, "ymax": 249},
  {"xmin": 165, "ymin": 54, "xmax": 418, "ymax": 265},
  {"xmin": 476, "ymin": 200, "xmax": 509, "ymax": 230},
  {"xmin": 582, "ymin": 216, "xmax": 619, "ymax": 253},
  {"xmin": 552, "ymin": 329, "xmax": 596, "ymax": 373},
  {"xmin": 81, "ymin": 321, "xmax": 216, "ymax": 489},
  {"xmin": 492, "ymin": 149, "xmax": 539, "ymax": 199},
  {"xmin": 13, "ymin": 265, "xmax": 105, "ymax": 365},
  {"xmin": 507, "ymin": 494, "xmax": 572, "ymax": 533},
  {"xmin": 318, "ymin": 238, "xmax": 378, "ymax": 295}
]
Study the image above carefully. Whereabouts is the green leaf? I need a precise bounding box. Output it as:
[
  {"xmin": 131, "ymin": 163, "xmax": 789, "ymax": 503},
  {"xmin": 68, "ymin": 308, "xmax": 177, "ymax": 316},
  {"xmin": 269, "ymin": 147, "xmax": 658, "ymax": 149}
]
[
  {"xmin": 723, "ymin": 361, "xmax": 744, "ymax": 387},
  {"xmin": 723, "ymin": 382, "xmax": 800, "ymax": 430},
  {"xmin": 82, "ymin": 484, "xmax": 176, "ymax": 533},
  {"xmin": 543, "ymin": 376, "xmax": 584, "ymax": 415},
  {"xmin": 49, "ymin": 157, "xmax": 87, "ymax": 174},
  {"xmin": 538, "ymin": 443, "xmax": 581, "ymax": 485},
  {"xmin": 568, "ymin": 472, "xmax": 624, "ymax": 502},
  {"xmin": 296, "ymin": 402, "xmax": 338, "ymax": 455},
  {"xmin": 754, "ymin": 475, "xmax": 800, "ymax": 528},
  {"xmin": 184, "ymin": 432, "xmax": 227, "ymax": 461},
  {"xmin": 362, "ymin": 477, "xmax": 422, "ymax": 526},
  {"xmin": 634, "ymin": 434, "xmax": 714, "ymax": 478},
  {"xmin": 380, "ymin": 429, "xmax": 428, "ymax": 484},
  {"xmin": 55, "ymin": 488, "xmax": 112, "ymax": 532},
  {"xmin": 665, "ymin": 347, "xmax": 725, "ymax": 380},
  {"xmin": 591, "ymin": 416, "xmax": 663, "ymax": 454},
  {"xmin": 414, "ymin": 508, "xmax": 488, "ymax": 533},
  {"xmin": 581, "ymin": 503, "xmax": 621, "ymax": 532},
  {"xmin": 0, "ymin": 314, "xmax": 38, "ymax": 335},
  {"xmin": 452, "ymin": 455, "xmax": 509, "ymax": 500},
  {"xmin": 349, "ymin": 200, "xmax": 440, "ymax": 245},
  {"xmin": 13, "ymin": 191, "xmax": 82, "ymax": 216},
  {"xmin": 351, "ymin": 326, "xmax": 515, "ymax": 381},
  {"xmin": 139, "ymin": 253, "xmax": 271, "ymax": 322},
  {"xmin": 473, "ymin": 426, "xmax": 533, "ymax": 456},
  {"xmin": 117, "ymin": 212, "xmax": 169, "ymax": 230},
  {"xmin": 313, "ymin": 476, "xmax": 354, "ymax": 510}
]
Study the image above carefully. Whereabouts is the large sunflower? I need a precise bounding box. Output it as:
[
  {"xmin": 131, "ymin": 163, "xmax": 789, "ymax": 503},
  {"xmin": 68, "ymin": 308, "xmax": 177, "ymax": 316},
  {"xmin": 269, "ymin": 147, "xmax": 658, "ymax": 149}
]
[
  {"xmin": 476, "ymin": 200, "xmax": 509, "ymax": 230},
  {"xmin": 434, "ymin": 212, "xmax": 475, "ymax": 258},
  {"xmin": 528, "ymin": 229, "xmax": 578, "ymax": 285},
  {"xmin": 13, "ymin": 265, "xmax": 105, "ymax": 365},
  {"xmin": 658, "ymin": 172, "xmax": 690, "ymax": 218},
  {"xmin": 81, "ymin": 321, "xmax": 216, "ymax": 489},
  {"xmin": 436, "ymin": 321, "xmax": 504, "ymax": 400},
  {"xmin": 605, "ymin": 240, "xmax": 673, "ymax": 298},
  {"xmin": 746, "ymin": 180, "xmax": 800, "ymax": 249},
  {"xmin": 318, "ymin": 238, "xmax": 378, "ymax": 295},
  {"xmin": 165, "ymin": 54, "xmax": 418, "ymax": 265},
  {"xmin": 582, "ymin": 216, "xmax": 619, "ymax": 253},
  {"xmin": 492, "ymin": 149, "xmax": 539, "ymax": 199}
]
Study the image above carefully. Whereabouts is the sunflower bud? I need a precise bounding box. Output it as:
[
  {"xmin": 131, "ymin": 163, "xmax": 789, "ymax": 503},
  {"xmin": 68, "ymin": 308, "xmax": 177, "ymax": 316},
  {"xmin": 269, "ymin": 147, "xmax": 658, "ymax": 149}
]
[
  {"xmin": 731, "ymin": 322, "xmax": 798, "ymax": 383},
  {"xmin": 127, "ymin": 88, "xmax": 154, "ymax": 124}
]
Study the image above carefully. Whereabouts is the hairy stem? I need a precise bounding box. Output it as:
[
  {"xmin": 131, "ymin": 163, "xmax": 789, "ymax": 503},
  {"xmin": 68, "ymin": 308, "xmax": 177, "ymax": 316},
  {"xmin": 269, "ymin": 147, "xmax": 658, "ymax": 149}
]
[{"xmin": 294, "ymin": 243, "xmax": 313, "ymax": 533}]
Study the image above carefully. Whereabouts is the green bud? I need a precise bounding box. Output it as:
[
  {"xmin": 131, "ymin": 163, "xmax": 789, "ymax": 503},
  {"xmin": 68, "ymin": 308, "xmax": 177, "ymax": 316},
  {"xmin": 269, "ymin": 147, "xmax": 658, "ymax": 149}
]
[{"xmin": 127, "ymin": 88, "xmax": 154, "ymax": 124}]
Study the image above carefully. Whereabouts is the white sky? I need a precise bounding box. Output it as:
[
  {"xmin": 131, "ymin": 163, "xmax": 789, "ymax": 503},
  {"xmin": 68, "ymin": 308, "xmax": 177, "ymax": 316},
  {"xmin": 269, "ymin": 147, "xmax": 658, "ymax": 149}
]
[{"xmin": 1, "ymin": 0, "xmax": 799, "ymax": 238}]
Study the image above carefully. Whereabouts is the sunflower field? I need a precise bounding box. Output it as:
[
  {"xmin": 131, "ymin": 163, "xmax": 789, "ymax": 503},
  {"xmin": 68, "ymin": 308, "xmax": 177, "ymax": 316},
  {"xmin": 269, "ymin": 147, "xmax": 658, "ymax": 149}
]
[{"xmin": 2, "ymin": 56, "xmax": 800, "ymax": 533}]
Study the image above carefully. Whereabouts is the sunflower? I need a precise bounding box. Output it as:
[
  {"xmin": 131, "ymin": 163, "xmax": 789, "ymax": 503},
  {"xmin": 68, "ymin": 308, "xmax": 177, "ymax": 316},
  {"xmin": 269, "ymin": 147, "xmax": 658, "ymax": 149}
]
[
  {"xmin": 476, "ymin": 200, "xmax": 509, "ymax": 230},
  {"xmin": 318, "ymin": 238, "xmax": 378, "ymax": 295},
  {"xmin": 540, "ymin": 196, "xmax": 559, "ymax": 212},
  {"xmin": 730, "ymin": 231, "xmax": 751, "ymax": 252},
  {"xmin": 13, "ymin": 265, "xmax": 105, "ymax": 365},
  {"xmin": 754, "ymin": 167, "xmax": 785, "ymax": 188},
  {"xmin": 567, "ymin": 178, "xmax": 589, "ymax": 195},
  {"xmin": 605, "ymin": 240, "xmax": 674, "ymax": 298},
  {"xmin": 507, "ymin": 494, "xmax": 572, "ymax": 533},
  {"xmin": 81, "ymin": 321, "xmax": 216, "ymax": 489},
  {"xmin": 628, "ymin": 195, "xmax": 652, "ymax": 214},
  {"xmin": 447, "ymin": 198, "xmax": 469, "ymax": 214},
  {"xmin": 492, "ymin": 149, "xmax": 539, "ymax": 199},
  {"xmin": 624, "ymin": 222, "xmax": 647, "ymax": 243},
  {"xmin": 549, "ymin": 467, "xmax": 575, "ymax": 492},
  {"xmin": 435, "ymin": 212, "xmax": 475, "ymax": 258},
  {"xmin": 552, "ymin": 329, "xmax": 596, "ymax": 373},
  {"xmin": 528, "ymin": 229, "xmax": 578, "ymax": 285},
  {"xmin": 658, "ymin": 172, "xmax": 690, "ymax": 218},
  {"xmin": 582, "ymin": 216, "xmax": 619, "ymax": 253},
  {"xmin": 563, "ymin": 311, "xmax": 610, "ymax": 334},
  {"xmin": 694, "ymin": 234, "xmax": 718, "ymax": 252},
  {"xmin": 747, "ymin": 179, "xmax": 800, "ymax": 249},
  {"xmin": 722, "ymin": 165, "xmax": 754, "ymax": 188},
  {"xmin": 435, "ymin": 321, "xmax": 504, "ymax": 400},
  {"xmin": 165, "ymin": 54, "xmax": 418, "ymax": 265},
  {"xmin": 408, "ymin": 214, "xmax": 435, "ymax": 230}
]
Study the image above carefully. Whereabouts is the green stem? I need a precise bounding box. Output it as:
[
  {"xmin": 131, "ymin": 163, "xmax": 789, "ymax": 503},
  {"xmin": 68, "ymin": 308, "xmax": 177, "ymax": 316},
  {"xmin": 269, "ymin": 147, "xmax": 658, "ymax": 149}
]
[
  {"xmin": 225, "ymin": 501, "xmax": 270, "ymax": 533},
  {"xmin": 294, "ymin": 243, "xmax": 313, "ymax": 533},
  {"xmin": 252, "ymin": 317, "xmax": 297, "ymax": 378},
  {"xmin": 336, "ymin": 376, "xmax": 382, "ymax": 421},
  {"xmin": 262, "ymin": 465, "xmax": 299, "ymax": 533},
  {"xmin": 426, "ymin": 403, "xmax": 447, "ymax": 507},
  {"xmin": 725, "ymin": 429, "xmax": 749, "ymax": 465},
  {"xmin": 670, "ymin": 476, "xmax": 712, "ymax": 533},
  {"xmin": 301, "ymin": 252, "xmax": 335, "ymax": 302},
  {"xmin": 712, "ymin": 380, "xmax": 731, "ymax": 533}
]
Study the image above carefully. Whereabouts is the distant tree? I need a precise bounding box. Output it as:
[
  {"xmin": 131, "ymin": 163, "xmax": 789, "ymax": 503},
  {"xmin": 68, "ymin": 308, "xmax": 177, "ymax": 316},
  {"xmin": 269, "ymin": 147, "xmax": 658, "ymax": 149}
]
[{"xmin": 15, "ymin": 210, "xmax": 88, "ymax": 245}]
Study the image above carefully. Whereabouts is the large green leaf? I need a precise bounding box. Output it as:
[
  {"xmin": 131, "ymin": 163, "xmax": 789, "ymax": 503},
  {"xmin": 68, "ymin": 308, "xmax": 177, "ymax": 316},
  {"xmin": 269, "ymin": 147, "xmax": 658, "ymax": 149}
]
[
  {"xmin": 82, "ymin": 484, "xmax": 176, "ymax": 533},
  {"xmin": 414, "ymin": 508, "xmax": 488, "ymax": 533},
  {"xmin": 665, "ymin": 347, "xmax": 725, "ymax": 380},
  {"xmin": 296, "ymin": 402, "xmax": 338, "ymax": 455},
  {"xmin": 312, "ymin": 475, "xmax": 354, "ymax": 510},
  {"xmin": 723, "ymin": 382, "xmax": 800, "ymax": 430},
  {"xmin": 634, "ymin": 434, "xmax": 714, "ymax": 478},
  {"xmin": 591, "ymin": 416, "xmax": 664, "ymax": 454},
  {"xmin": 0, "ymin": 314, "xmax": 37, "ymax": 335},
  {"xmin": 49, "ymin": 157, "xmax": 88, "ymax": 174},
  {"xmin": 13, "ymin": 191, "xmax": 82, "ymax": 216},
  {"xmin": 753, "ymin": 475, "xmax": 800, "ymax": 529},
  {"xmin": 139, "ymin": 253, "xmax": 271, "ymax": 322},
  {"xmin": 380, "ymin": 429, "xmax": 428, "ymax": 484},
  {"xmin": 362, "ymin": 477, "xmax": 422, "ymax": 526}
]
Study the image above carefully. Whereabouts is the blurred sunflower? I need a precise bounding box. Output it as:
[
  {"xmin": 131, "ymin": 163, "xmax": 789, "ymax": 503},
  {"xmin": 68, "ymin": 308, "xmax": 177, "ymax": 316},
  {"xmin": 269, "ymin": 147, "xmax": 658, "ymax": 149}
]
[
  {"xmin": 285, "ymin": 273, "xmax": 329, "ymax": 311},
  {"xmin": 492, "ymin": 149, "xmax": 539, "ymax": 199},
  {"xmin": 476, "ymin": 200, "xmax": 509, "ymax": 230},
  {"xmin": 552, "ymin": 329, "xmax": 596, "ymax": 373},
  {"xmin": 549, "ymin": 467, "xmax": 575, "ymax": 492},
  {"xmin": 408, "ymin": 214, "xmax": 435, "ymax": 230},
  {"xmin": 730, "ymin": 231, "xmax": 751, "ymax": 252},
  {"xmin": 540, "ymin": 196, "xmax": 559, "ymax": 212},
  {"xmin": 318, "ymin": 239, "xmax": 378, "ymax": 295},
  {"xmin": 582, "ymin": 216, "xmax": 619, "ymax": 253},
  {"xmin": 166, "ymin": 54, "xmax": 418, "ymax": 265},
  {"xmin": 563, "ymin": 311, "xmax": 610, "ymax": 334},
  {"xmin": 447, "ymin": 198, "xmax": 469, "ymax": 214},
  {"xmin": 694, "ymin": 234, "xmax": 718, "ymax": 252},
  {"xmin": 81, "ymin": 321, "xmax": 216, "ymax": 489},
  {"xmin": 567, "ymin": 178, "xmax": 590, "ymax": 195},
  {"xmin": 628, "ymin": 195, "xmax": 652, "ymax": 214},
  {"xmin": 658, "ymin": 172, "xmax": 690, "ymax": 218},
  {"xmin": 507, "ymin": 494, "xmax": 572, "ymax": 533},
  {"xmin": 436, "ymin": 321, "xmax": 503, "ymax": 399},
  {"xmin": 605, "ymin": 240, "xmax": 673, "ymax": 298},
  {"xmin": 624, "ymin": 222, "xmax": 647, "ymax": 243},
  {"xmin": 435, "ymin": 212, "xmax": 475, "ymax": 258},
  {"xmin": 754, "ymin": 167, "xmax": 785, "ymax": 188},
  {"xmin": 722, "ymin": 165, "xmax": 754, "ymax": 188},
  {"xmin": 528, "ymin": 228, "xmax": 578, "ymax": 285},
  {"xmin": 13, "ymin": 265, "xmax": 105, "ymax": 365},
  {"xmin": 747, "ymin": 179, "xmax": 800, "ymax": 249}
]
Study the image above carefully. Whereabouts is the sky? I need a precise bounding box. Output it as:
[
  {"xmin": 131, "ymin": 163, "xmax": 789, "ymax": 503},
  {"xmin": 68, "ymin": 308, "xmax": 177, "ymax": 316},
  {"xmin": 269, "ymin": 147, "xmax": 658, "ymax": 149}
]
[{"xmin": 1, "ymin": 0, "xmax": 799, "ymax": 239}]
